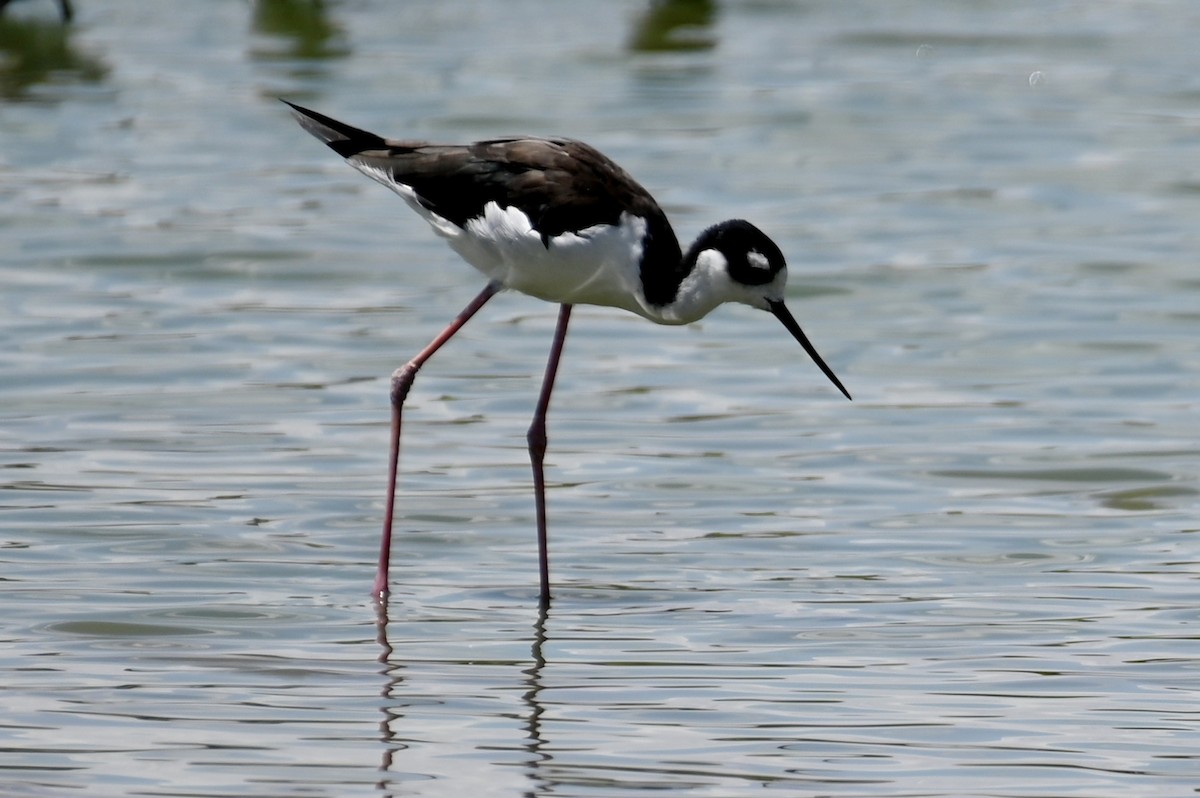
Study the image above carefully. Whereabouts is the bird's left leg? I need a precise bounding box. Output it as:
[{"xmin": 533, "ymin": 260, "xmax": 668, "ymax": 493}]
[{"xmin": 527, "ymin": 304, "xmax": 573, "ymax": 608}]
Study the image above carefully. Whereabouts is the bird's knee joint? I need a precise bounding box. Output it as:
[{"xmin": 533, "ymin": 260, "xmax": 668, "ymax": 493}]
[
  {"xmin": 390, "ymin": 363, "xmax": 419, "ymax": 405},
  {"xmin": 527, "ymin": 424, "xmax": 547, "ymax": 459}
]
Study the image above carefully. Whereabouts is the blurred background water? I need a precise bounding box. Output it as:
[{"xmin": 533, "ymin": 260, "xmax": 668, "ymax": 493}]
[{"xmin": 2, "ymin": 1, "xmax": 1198, "ymax": 796}]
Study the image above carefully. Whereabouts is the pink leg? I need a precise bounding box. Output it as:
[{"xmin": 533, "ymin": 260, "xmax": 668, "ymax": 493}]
[
  {"xmin": 528, "ymin": 304, "xmax": 573, "ymax": 608},
  {"xmin": 374, "ymin": 281, "xmax": 502, "ymax": 599}
]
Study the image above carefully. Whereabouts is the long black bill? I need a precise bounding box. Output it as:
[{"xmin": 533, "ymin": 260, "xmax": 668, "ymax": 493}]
[{"xmin": 768, "ymin": 300, "xmax": 852, "ymax": 401}]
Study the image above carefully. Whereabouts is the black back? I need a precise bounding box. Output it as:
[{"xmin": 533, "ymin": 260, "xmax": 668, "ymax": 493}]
[{"xmin": 286, "ymin": 101, "xmax": 690, "ymax": 307}]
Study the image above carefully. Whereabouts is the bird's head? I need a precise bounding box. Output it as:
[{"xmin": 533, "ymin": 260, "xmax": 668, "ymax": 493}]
[{"xmin": 686, "ymin": 219, "xmax": 851, "ymax": 400}]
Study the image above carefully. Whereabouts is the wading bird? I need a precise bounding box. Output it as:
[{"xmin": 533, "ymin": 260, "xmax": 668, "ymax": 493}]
[{"xmin": 286, "ymin": 101, "xmax": 850, "ymax": 607}]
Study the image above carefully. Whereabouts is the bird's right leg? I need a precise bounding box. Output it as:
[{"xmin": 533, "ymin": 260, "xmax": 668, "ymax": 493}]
[{"xmin": 374, "ymin": 280, "xmax": 502, "ymax": 600}]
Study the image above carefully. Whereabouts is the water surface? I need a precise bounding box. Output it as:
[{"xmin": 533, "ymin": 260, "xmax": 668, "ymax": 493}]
[{"xmin": 2, "ymin": 1, "xmax": 1198, "ymax": 796}]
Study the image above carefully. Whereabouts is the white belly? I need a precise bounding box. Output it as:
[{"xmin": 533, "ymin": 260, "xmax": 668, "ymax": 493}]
[
  {"xmin": 387, "ymin": 183, "xmax": 652, "ymax": 316},
  {"xmin": 455, "ymin": 204, "xmax": 653, "ymax": 315},
  {"xmin": 352, "ymin": 163, "xmax": 665, "ymax": 320}
]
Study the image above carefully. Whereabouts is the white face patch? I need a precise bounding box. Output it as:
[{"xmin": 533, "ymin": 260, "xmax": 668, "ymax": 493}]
[
  {"xmin": 747, "ymin": 249, "xmax": 771, "ymax": 271},
  {"xmin": 695, "ymin": 248, "xmax": 729, "ymax": 273}
]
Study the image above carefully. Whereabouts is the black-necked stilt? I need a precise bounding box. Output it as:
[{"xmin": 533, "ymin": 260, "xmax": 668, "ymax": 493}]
[{"xmin": 285, "ymin": 101, "xmax": 851, "ymax": 607}]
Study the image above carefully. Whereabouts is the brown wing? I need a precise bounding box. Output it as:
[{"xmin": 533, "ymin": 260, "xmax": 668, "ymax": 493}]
[
  {"xmin": 287, "ymin": 101, "xmax": 688, "ymax": 305},
  {"xmin": 355, "ymin": 136, "xmax": 663, "ymax": 241},
  {"xmin": 354, "ymin": 136, "xmax": 688, "ymax": 305}
]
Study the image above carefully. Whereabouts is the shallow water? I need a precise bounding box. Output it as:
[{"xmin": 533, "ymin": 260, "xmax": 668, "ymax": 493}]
[{"xmin": 2, "ymin": 1, "xmax": 1198, "ymax": 796}]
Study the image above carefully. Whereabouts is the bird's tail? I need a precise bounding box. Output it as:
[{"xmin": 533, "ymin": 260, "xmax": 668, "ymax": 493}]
[{"xmin": 282, "ymin": 100, "xmax": 389, "ymax": 159}]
